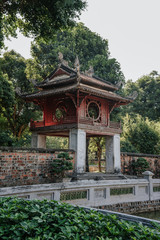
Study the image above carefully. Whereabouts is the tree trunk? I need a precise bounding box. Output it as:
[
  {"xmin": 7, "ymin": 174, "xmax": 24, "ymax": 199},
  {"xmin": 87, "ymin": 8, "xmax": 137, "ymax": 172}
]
[{"xmin": 97, "ymin": 139, "xmax": 102, "ymax": 172}]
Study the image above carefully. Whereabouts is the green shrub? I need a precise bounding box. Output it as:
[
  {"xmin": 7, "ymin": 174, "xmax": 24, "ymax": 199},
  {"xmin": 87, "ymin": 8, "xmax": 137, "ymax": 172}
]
[
  {"xmin": 51, "ymin": 152, "xmax": 73, "ymax": 179},
  {"xmin": 0, "ymin": 197, "xmax": 160, "ymax": 240},
  {"xmin": 122, "ymin": 114, "xmax": 160, "ymax": 154},
  {"xmin": 131, "ymin": 157, "xmax": 149, "ymax": 176},
  {"xmin": 120, "ymin": 139, "xmax": 138, "ymax": 153}
]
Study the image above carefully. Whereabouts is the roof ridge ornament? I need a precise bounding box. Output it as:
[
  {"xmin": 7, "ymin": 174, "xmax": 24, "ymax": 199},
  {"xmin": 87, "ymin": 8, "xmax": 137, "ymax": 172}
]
[
  {"xmin": 74, "ymin": 56, "xmax": 80, "ymax": 74},
  {"xmin": 127, "ymin": 91, "xmax": 138, "ymax": 100},
  {"xmin": 85, "ymin": 65, "xmax": 94, "ymax": 77},
  {"xmin": 115, "ymin": 81, "xmax": 123, "ymax": 89},
  {"xmin": 58, "ymin": 52, "xmax": 69, "ymax": 66},
  {"xmin": 29, "ymin": 79, "xmax": 37, "ymax": 86}
]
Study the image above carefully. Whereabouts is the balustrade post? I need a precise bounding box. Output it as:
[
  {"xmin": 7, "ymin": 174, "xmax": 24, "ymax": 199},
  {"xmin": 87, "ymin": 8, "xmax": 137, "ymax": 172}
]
[{"xmin": 142, "ymin": 171, "xmax": 154, "ymax": 201}]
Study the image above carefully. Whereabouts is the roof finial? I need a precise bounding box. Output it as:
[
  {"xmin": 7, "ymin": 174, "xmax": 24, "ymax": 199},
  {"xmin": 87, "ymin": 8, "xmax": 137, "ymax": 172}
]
[
  {"xmin": 85, "ymin": 65, "xmax": 94, "ymax": 77},
  {"xmin": 58, "ymin": 52, "xmax": 63, "ymax": 62},
  {"xmin": 74, "ymin": 56, "xmax": 80, "ymax": 73},
  {"xmin": 127, "ymin": 91, "xmax": 138, "ymax": 100},
  {"xmin": 58, "ymin": 52, "xmax": 68, "ymax": 66},
  {"xmin": 29, "ymin": 79, "xmax": 37, "ymax": 86},
  {"xmin": 116, "ymin": 81, "xmax": 123, "ymax": 89}
]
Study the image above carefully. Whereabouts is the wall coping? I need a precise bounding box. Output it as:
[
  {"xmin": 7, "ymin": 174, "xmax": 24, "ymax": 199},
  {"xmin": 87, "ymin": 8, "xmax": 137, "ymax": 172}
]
[
  {"xmin": 121, "ymin": 152, "xmax": 160, "ymax": 158},
  {"xmin": 0, "ymin": 148, "xmax": 160, "ymax": 158},
  {"xmin": 0, "ymin": 147, "xmax": 75, "ymax": 153}
]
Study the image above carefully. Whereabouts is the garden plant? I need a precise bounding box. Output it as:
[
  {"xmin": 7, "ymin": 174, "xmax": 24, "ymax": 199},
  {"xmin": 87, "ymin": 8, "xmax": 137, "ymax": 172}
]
[{"xmin": 0, "ymin": 197, "xmax": 160, "ymax": 240}]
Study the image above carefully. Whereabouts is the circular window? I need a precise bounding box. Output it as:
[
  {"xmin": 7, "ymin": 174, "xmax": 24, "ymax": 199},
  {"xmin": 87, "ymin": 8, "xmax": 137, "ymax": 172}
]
[
  {"xmin": 55, "ymin": 106, "xmax": 66, "ymax": 121},
  {"xmin": 88, "ymin": 101, "xmax": 100, "ymax": 121}
]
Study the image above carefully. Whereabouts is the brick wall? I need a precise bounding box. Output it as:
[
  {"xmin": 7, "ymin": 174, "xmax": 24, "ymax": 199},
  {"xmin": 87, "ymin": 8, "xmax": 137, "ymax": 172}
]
[
  {"xmin": 0, "ymin": 147, "xmax": 75, "ymax": 187},
  {"xmin": 121, "ymin": 152, "xmax": 160, "ymax": 178},
  {"xmin": 97, "ymin": 200, "xmax": 160, "ymax": 214},
  {"xmin": 89, "ymin": 153, "xmax": 160, "ymax": 178}
]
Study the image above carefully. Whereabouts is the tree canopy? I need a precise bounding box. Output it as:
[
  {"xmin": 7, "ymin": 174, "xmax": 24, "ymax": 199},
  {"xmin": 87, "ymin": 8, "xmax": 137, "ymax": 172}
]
[
  {"xmin": 121, "ymin": 114, "xmax": 160, "ymax": 154},
  {"xmin": 122, "ymin": 71, "xmax": 160, "ymax": 121},
  {"xmin": 26, "ymin": 23, "xmax": 125, "ymax": 85},
  {"xmin": 0, "ymin": 0, "xmax": 87, "ymax": 49},
  {"xmin": 0, "ymin": 50, "xmax": 39, "ymax": 144}
]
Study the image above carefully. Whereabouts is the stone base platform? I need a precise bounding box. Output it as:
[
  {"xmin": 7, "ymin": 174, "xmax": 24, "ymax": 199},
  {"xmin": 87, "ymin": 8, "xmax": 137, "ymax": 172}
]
[{"xmin": 71, "ymin": 172, "xmax": 127, "ymax": 181}]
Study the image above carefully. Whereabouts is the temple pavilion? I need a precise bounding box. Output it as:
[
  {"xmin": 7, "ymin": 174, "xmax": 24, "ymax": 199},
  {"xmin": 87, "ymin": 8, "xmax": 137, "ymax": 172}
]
[{"xmin": 23, "ymin": 55, "xmax": 132, "ymax": 174}]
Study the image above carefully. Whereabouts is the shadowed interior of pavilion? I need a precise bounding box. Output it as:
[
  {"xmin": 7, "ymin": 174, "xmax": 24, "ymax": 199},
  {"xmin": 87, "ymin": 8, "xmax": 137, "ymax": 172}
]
[{"xmin": 22, "ymin": 53, "xmax": 136, "ymax": 182}]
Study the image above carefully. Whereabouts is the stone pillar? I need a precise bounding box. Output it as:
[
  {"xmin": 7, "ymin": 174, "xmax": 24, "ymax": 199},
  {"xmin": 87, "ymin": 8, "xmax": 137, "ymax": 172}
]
[
  {"xmin": 31, "ymin": 133, "xmax": 46, "ymax": 148},
  {"xmin": 105, "ymin": 136, "xmax": 114, "ymax": 173},
  {"xmin": 142, "ymin": 171, "xmax": 154, "ymax": 201},
  {"xmin": 105, "ymin": 134, "xmax": 121, "ymax": 173},
  {"xmin": 113, "ymin": 134, "xmax": 121, "ymax": 172},
  {"xmin": 69, "ymin": 129, "xmax": 86, "ymax": 173}
]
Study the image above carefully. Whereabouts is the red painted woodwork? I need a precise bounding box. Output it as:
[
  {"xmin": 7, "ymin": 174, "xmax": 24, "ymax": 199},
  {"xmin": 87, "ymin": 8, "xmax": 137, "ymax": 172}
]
[
  {"xmin": 49, "ymin": 68, "xmax": 70, "ymax": 80},
  {"xmin": 31, "ymin": 94, "xmax": 120, "ymax": 131},
  {"xmin": 24, "ymin": 63, "xmax": 131, "ymax": 135}
]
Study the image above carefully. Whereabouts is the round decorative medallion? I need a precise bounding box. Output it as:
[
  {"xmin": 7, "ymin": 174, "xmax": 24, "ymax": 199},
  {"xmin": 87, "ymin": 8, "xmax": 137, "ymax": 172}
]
[
  {"xmin": 87, "ymin": 101, "xmax": 100, "ymax": 121},
  {"xmin": 55, "ymin": 106, "xmax": 66, "ymax": 121}
]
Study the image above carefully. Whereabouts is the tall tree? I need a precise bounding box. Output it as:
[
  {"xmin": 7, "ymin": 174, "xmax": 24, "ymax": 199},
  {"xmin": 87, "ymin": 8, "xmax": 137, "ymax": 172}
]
[
  {"xmin": 26, "ymin": 23, "xmax": 125, "ymax": 85},
  {"xmin": 122, "ymin": 71, "xmax": 160, "ymax": 121},
  {"xmin": 88, "ymin": 137, "xmax": 105, "ymax": 172},
  {"xmin": 0, "ymin": 0, "xmax": 86, "ymax": 49},
  {"xmin": 0, "ymin": 50, "xmax": 38, "ymax": 141},
  {"xmin": 0, "ymin": 0, "xmax": 86, "ymax": 46},
  {"xmin": 121, "ymin": 114, "xmax": 160, "ymax": 154}
]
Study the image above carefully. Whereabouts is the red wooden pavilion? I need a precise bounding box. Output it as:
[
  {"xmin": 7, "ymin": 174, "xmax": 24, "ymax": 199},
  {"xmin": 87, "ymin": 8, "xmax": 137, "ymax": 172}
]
[{"xmin": 23, "ymin": 56, "xmax": 132, "ymax": 174}]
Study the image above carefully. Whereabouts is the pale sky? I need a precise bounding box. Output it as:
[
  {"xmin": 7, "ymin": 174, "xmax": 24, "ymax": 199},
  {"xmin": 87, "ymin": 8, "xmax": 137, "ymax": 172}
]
[{"xmin": 4, "ymin": 0, "xmax": 160, "ymax": 81}]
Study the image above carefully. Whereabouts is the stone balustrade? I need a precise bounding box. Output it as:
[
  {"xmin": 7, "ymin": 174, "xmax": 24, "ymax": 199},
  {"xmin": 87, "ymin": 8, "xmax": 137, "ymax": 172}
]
[{"xmin": 0, "ymin": 171, "xmax": 160, "ymax": 211}]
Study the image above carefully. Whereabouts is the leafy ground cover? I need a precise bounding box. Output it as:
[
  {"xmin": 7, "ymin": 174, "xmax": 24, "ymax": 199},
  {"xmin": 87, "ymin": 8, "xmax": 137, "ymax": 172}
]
[{"xmin": 0, "ymin": 197, "xmax": 160, "ymax": 240}]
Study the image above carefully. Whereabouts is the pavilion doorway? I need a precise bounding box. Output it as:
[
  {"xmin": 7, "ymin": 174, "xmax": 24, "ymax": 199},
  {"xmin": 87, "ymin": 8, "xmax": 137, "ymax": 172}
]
[{"xmin": 86, "ymin": 136, "xmax": 106, "ymax": 173}]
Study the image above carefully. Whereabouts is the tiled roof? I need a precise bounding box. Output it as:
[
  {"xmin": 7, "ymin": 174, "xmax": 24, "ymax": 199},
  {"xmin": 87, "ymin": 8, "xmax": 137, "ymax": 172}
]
[
  {"xmin": 22, "ymin": 82, "xmax": 131, "ymax": 104},
  {"xmin": 23, "ymin": 63, "xmax": 132, "ymax": 104},
  {"xmin": 35, "ymin": 64, "xmax": 118, "ymax": 91}
]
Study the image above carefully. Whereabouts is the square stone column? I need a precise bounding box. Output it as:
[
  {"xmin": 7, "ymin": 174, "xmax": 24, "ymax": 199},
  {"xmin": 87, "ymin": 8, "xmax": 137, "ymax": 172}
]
[
  {"xmin": 69, "ymin": 129, "xmax": 86, "ymax": 173},
  {"xmin": 105, "ymin": 134, "xmax": 121, "ymax": 173},
  {"xmin": 31, "ymin": 133, "xmax": 46, "ymax": 148}
]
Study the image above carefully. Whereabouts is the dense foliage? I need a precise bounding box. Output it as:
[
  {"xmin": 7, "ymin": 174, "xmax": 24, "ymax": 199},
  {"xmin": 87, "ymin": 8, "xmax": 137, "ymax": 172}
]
[
  {"xmin": 0, "ymin": 50, "xmax": 40, "ymax": 144},
  {"xmin": 0, "ymin": 0, "xmax": 86, "ymax": 49},
  {"xmin": 0, "ymin": 197, "xmax": 160, "ymax": 240},
  {"xmin": 121, "ymin": 114, "xmax": 160, "ymax": 154},
  {"xmin": 46, "ymin": 136, "xmax": 68, "ymax": 149},
  {"xmin": 51, "ymin": 152, "xmax": 73, "ymax": 179},
  {"xmin": 122, "ymin": 71, "xmax": 160, "ymax": 121},
  {"xmin": 130, "ymin": 158, "xmax": 150, "ymax": 176},
  {"xmin": 26, "ymin": 23, "xmax": 125, "ymax": 85}
]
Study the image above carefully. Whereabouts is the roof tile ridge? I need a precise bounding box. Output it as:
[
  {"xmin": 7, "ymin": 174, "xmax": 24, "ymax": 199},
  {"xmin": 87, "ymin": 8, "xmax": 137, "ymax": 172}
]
[{"xmin": 79, "ymin": 73, "xmax": 118, "ymax": 89}]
